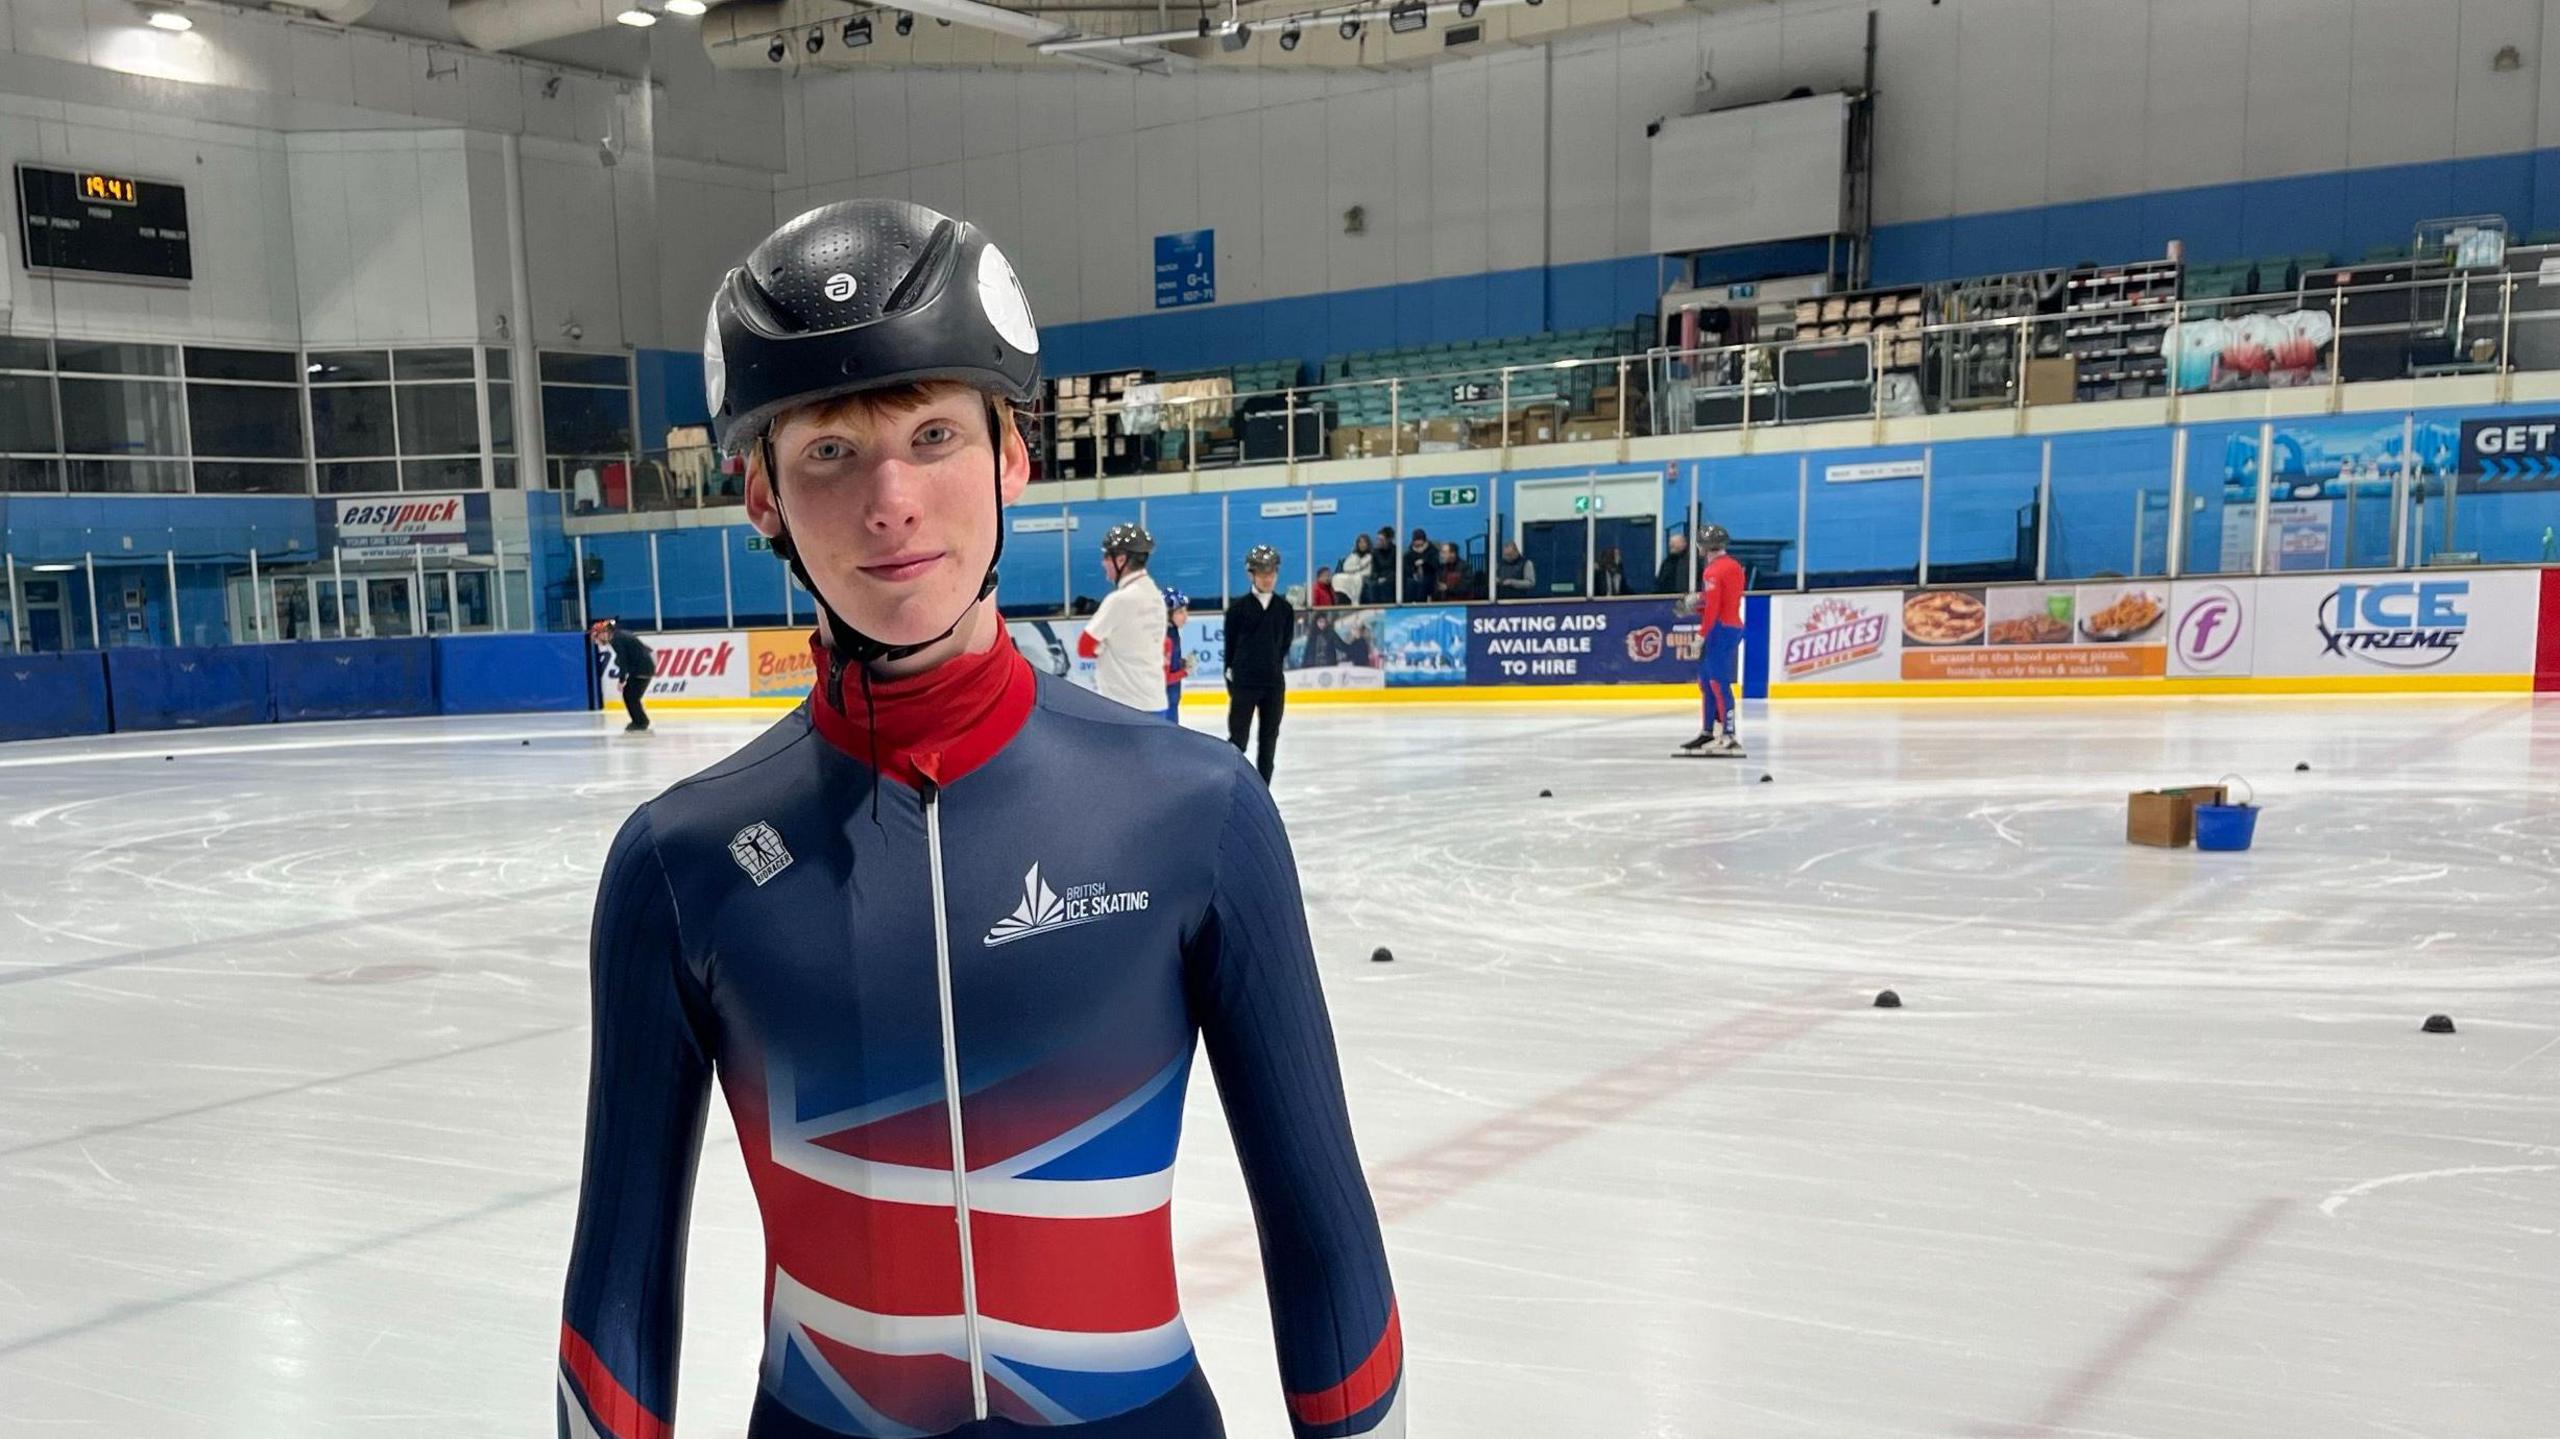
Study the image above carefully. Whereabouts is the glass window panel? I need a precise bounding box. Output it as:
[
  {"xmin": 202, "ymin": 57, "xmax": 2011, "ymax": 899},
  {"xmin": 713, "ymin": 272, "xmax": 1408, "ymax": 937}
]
[
  {"xmin": 318, "ymin": 461, "xmax": 399, "ymax": 494},
  {"xmin": 2047, "ymin": 431, "xmax": 2175, "ymax": 581},
  {"xmin": 539, "ymin": 351, "xmax": 628, "ymax": 385},
  {"xmin": 0, "ymin": 336, "xmax": 52, "ymax": 371},
  {"xmin": 66, "ymin": 458, "xmax": 186, "ymax": 493},
  {"xmin": 54, "ymin": 340, "xmax": 178, "ymax": 377},
  {"xmin": 188, "ymin": 383, "xmax": 307, "ymax": 459},
  {"xmin": 1924, "ymin": 439, "xmax": 2041, "ymax": 585},
  {"xmin": 3, "ymin": 457, "xmax": 61, "ymax": 492},
  {"xmin": 541, "ymin": 384, "xmax": 632, "ymax": 455},
  {"xmin": 193, "ymin": 461, "xmax": 309, "ymax": 496},
  {"xmin": 402, "ymin": 458, "xmax": 481, "ymax": 492},
  {"xmin": 0, "ymin": 373, "xmax": 57, "ymax": 452},
  {"xmin": 485, "ymin": 348, "xmax": 512, "ymax": 380},
  {"xmin": 488, "ymin": 382, "xmax": 515, "ymax": 453},
  {"xmin": 57, "ymin": 378, "xmax": 183, "ymax": 455},
  {"xmin": 395, "ymin": 348, "xmax": 476, "ymax": 381},
  {"xmin": 184, "ymin": 346, "xmax": 299, "ymax": 383},
  {"xmin": 1695, "ymin": 455, "xmax": 1802, "ymax": 592},
  {"xmin": 396, "ymin": 384, "xmax": 480, "ymax": 455},
  {"xmin": 492, "ymin": 457, "xmax": 519, "ymax": 490},
  {"xmin": 307, "ymin": 350, "xmax": 391, "ymax": 384},
  {"xmin": 1804, "ymin": 447, "xmax": 1923, "ymax": 589},
  {"xmin": 311, "ymin": 386, "xmax": 396, "ymax": 458}
]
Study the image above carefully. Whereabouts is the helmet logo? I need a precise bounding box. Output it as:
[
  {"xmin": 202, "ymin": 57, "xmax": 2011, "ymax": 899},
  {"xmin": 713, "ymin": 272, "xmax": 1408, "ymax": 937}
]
[
  {"xmin": 702, "ymin": 295, "xmax": 727, "ymax": 414},
  {"xmin": 977, "ymin": 243, "xmax": 1040, "ymax": 355},
  {"xmin": 823, "ymin": 272, "xmax": 858, "ymax": 303}
]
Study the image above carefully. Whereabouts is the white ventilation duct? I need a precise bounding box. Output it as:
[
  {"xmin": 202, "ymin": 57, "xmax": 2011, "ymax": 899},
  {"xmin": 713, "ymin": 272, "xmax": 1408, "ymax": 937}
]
[{"xmin": 450, "ymin": 0, "xmax": 640, "ymax": 53}]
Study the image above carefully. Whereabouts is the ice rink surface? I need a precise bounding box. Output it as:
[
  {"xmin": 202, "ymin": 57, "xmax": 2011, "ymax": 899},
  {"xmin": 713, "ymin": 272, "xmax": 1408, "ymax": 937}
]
[{"xmin": 2, "ymin": 694, "xmax": 2555, "ymax": 1438}]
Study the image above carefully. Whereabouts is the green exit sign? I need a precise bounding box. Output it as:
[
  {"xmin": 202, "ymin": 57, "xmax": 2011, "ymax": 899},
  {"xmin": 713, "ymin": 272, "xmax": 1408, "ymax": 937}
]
[
  {"xmin": 1427, "ymin": 485, "xmax": 1481, "ymax": 508},
  {"xmin": 746, "ymin": 536, "xmax": 771, "ymax": 551},
  {"xmin": 1572, "ymin": 494, "xmax": 1607, "ymax": 514}
]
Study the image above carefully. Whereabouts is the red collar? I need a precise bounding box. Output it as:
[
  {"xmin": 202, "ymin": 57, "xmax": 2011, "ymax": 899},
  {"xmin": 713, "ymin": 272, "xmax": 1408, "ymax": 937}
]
[{"xmin": 807, "ymin": 631, "xmax": 1036, "ymax": 788}]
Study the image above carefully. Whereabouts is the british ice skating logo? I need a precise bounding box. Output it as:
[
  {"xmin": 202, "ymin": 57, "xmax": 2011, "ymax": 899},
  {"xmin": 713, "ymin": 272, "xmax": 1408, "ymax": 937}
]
[
  {"xmin": 983, "ymin": 862, "xmax": 1150, "ymax": 947},
  {"xmin": 729, "ymin": 821, "xmax": 795, "ymax": 887},
  {"xmin": 2316, "ymin": 580, "xmax": 2469, "ymax": 669},
  {"xmin": 1783, "ymin": 598, "xmax": 1888, "ymax": 678}
]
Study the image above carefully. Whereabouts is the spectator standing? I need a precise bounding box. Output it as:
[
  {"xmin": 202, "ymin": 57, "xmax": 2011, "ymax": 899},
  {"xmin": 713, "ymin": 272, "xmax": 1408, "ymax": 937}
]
[
  {"xmin": 1336, "ymin": 532, "xmax": 1377, "ymax": 605},
  {"xmin": 1653, "ymin": 530, "xmax": 1692, "ymax": 596},
  {"xmin": 1493, "ymin": 540, "xmax": 1537, "ymax": 600}
]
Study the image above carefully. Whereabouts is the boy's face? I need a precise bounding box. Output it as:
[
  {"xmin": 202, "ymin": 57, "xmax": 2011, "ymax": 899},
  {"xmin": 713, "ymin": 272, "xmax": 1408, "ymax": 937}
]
[
  {"xmin": 746, "ymin": 384, "xmax": 1029, "ymax": 649},
  {"xmin": 1251, "ymin": 568, "xmax": 1277, "ymax": 594},
  {"xmin": 1171, "ymin": 606, "xmax": 1189, "ymax": 626}
]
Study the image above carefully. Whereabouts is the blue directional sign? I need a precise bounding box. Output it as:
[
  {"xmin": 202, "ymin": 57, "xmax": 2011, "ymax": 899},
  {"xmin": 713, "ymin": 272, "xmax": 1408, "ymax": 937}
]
[
  {"xmin": 1153, "ymin": 229, "xmax": 1215, "ymax": 310},
  {"xmin": 2459, "ymin": 416, "xmax": 2560, "ymax": 492}
]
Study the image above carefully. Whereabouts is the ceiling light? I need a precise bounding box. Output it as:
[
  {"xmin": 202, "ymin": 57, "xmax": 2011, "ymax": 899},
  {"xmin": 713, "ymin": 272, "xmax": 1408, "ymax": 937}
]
[
  {"xmin": 1388, "ymin": 0, "xmax": 1426, "ymax": 35},
  {"xmin": 1198, "ymin": 15, "xmax": 1213, "ymax": 37},
  {"xmin": 767, "ymin": 34, "xmax": 788, "ymax": 61},
  {"xmin": 1219, "ymin": 21, "xmax": 1251, "ymax": 51},
  {"xmin": 805, "ymin": 24, "xmax": 825, "ymax": 53},
  {"xmin": 145, "ymin": 8, "xmax": 193, "ymax": 31},
  {"xmin": 615, "ymin": 8, "xmax": 657, "ymax": 28},
  {"xmin": 1339, "ymin": 16, "xmax": 1361, "ymax": 39},
  {"xmin": 1280, "ymin": 19, "xmax": 1299, "ymax": 49},
  {"xmin": 895, "ymin": 10, "xmax": 914, "ymax": 34},
  {"xmin": 843, "ymin": 15, "xmax": 872, "ymax": 46},
  {"xmin": 663, "ymin": 0, "xmax": 707, "ymax": 13},
  {"xmin": 1458, "ymin": 0, "xmax": 1478, "ymax": 15}
]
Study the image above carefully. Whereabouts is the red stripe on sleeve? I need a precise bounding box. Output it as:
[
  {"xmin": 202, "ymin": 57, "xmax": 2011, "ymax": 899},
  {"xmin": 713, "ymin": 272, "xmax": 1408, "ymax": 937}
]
[
  {"xmin": 558, "ymin": 1322, "xmax": 672, "ymax": 1439},
  {"xmin": 1286, "ymin": 1300, "xmax": 1402, "ymax": 1427}
]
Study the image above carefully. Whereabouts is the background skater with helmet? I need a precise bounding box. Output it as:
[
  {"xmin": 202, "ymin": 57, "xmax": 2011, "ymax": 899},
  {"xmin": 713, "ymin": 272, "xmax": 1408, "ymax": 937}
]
[
  {"xmin": 1676, "ymin": 523, "xmax": 1748, "ymax": 758},
  {"xmin": 1076, "ymin": 522, "xmax": 1172, "ymax": 715},
  {"xmin": 1224, "ymin": 544, "xmax": 1293, "ymax": 784}
]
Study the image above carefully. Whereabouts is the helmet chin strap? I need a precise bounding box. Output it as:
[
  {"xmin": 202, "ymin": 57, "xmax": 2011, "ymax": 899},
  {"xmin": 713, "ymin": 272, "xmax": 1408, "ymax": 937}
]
[{"xmin": 761, "ymin": 399, "xmax": 1011, "ymax": 714}]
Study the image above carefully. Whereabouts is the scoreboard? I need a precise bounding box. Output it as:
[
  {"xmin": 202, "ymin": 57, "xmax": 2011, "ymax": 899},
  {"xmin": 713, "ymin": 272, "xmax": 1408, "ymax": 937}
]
[{"xmin": 15, "ymin": 165, "xmax": 192, "ymax": 285}]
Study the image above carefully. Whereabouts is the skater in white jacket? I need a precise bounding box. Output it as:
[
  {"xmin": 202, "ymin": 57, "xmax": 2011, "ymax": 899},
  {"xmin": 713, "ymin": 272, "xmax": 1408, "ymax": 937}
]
[{"xmin": 1077, "ymin": 521, "xmax": 1172, "ymax": 713}]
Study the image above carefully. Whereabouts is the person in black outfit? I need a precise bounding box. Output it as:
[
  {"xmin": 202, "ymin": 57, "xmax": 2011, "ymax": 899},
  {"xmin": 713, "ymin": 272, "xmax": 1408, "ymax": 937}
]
[
  {"xmin": 1652, "ymin": 529, "xmax": 1692, "ymax": 595},
  {"xmin": 589, "ymin": 618, "xmax": 656, "ymax": 733},
  {"xmin": 1223, "ymin": 544, "xmax": 1294, "ymax": 783}
]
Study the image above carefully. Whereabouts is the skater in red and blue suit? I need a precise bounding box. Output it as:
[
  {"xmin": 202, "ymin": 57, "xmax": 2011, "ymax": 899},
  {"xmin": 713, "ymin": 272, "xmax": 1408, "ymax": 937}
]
[
  {"xmin": 1678, "ymin": 524, "xmax": 1747, "ymax": 758},
  {"xmin": 559, "ymin": 200, "xmax": 1404, "ymax": 1439}
]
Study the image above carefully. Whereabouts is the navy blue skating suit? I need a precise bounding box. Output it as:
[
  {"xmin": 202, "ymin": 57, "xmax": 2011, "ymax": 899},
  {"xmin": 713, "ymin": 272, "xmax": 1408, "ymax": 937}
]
[{"xmin": 559, "ymin": 634, "xmax": 1404, "ymax": 1439}]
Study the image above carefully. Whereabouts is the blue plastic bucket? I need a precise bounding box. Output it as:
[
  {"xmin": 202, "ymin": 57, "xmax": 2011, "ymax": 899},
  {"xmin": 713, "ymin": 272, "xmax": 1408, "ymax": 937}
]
[{"xmin": 2194, "ymin": 803, "xmax": 2258, "ymax": 851}]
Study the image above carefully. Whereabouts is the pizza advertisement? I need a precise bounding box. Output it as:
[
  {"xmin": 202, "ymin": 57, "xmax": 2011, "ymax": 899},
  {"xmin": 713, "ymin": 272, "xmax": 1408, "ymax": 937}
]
[
  {"xmin": 1894, "ymin": 582, "xmax": 2171, "ymax": 682},
  {"xmin": 1901, "ymin": 588, "xmax": 1987, "ymax": 646}
]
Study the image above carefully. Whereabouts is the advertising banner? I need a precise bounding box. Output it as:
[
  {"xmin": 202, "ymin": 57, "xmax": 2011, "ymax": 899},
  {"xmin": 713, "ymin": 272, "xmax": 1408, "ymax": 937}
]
[
  {"xmin": 2168, "ymin": 581, "xmax": 2256, "ymax": 677},
  {"xmin": 2245, "ymin": 570, "xmax": 2540, "ymax": 678},
  {"xmin": 1774, "ymin": 582, "xmax": 2172, "ymax": 685},
  {"xmin": 331, "ymin": 495, "xmax": 475, "ymax": 558},
  {"xmin": 748, "ymin": 629, "xmax": 816, "ymax": 700},
  {"xmin": 1772, "ymin": 591, "xmax": 1901, "ymax": 683},
  {"xmin": 2459, "ymin": 415, "xmax": 2560, "ymax": 493},
  {"xmin": 612, "ymin": 630, "xmax": 750, "ymax": 699},
  {"xmin": 1464, "ymin": 600, "xmax": 1704, "ymax": 685}
]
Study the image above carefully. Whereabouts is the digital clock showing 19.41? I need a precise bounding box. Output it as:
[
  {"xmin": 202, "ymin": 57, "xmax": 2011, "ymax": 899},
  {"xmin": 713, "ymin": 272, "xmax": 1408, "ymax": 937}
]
[{"xmin": 16, "ymin": 164, "xmax": 192, "ymax": 284}]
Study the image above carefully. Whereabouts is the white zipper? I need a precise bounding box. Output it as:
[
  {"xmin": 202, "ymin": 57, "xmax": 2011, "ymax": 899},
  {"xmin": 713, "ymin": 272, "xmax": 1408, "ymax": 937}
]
[{"xmin": 919, "ymin": 781, "xmax": 990, "ymax": 1421}]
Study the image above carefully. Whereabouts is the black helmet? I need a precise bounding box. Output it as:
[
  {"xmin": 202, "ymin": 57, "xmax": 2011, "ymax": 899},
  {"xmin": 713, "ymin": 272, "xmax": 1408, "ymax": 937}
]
[
  {"xmin": 1102, "ymin": 522, "xmax": 1154, "ymax": 561},
  {"xmin": 709, "ymin": 198, "xmax": 1040, "ymax": 696},
  {"xmin": 1699, "ymin": 523, "xmax": 1731, "ymax": 551},
  {"xmin": 1244, "ymin": 544, "xmax": 1281, "ymax": 573},
  {"xmin": 706, "ymin": 198, "xmax": 1040, "ymax": 455}
]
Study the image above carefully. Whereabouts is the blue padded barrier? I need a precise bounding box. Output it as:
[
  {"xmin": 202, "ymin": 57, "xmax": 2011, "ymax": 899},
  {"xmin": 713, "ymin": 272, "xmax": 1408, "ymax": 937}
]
[
  {"xmin": 104, "ymin": 645, "xmax": 274, "ymax": 731},
  {"xmin": 434, "ymin": 634, "xmax": 593, "ymax": 715},
  {"xmin": 0, "ymin": 652, "xmax": 112, "ymax": 741},
  {"xmin": 268, "ymin": 638, "xmax": 436, "ymax": 721}
]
